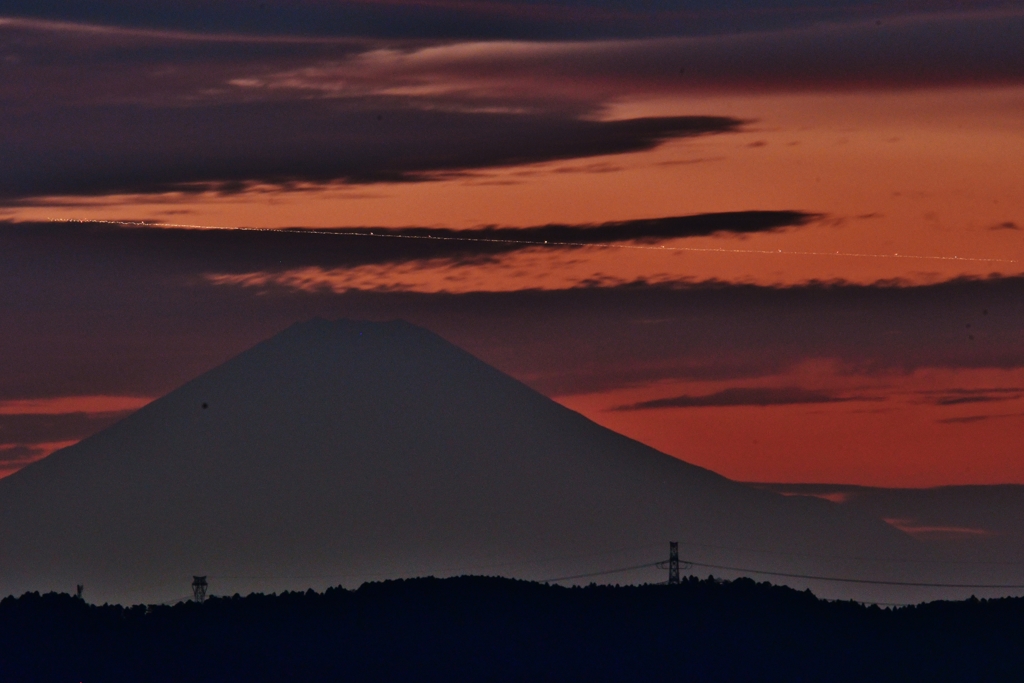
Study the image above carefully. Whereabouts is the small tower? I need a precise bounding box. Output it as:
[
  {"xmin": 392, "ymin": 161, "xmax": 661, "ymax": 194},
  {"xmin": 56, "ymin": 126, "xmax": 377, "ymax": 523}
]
[
  {"xmin": 192, "ymin": 576, "xmax": 208, "ymax": 603},
  {"xmin": 75, "ymin": 584, "xmax": 84, "ymax": 600}
]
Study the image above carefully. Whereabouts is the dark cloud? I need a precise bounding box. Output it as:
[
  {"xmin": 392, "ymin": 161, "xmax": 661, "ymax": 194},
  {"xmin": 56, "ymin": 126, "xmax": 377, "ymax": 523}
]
[
  {"xmin": 0, "ymin": 17, "xmax": 749, "ymax": 202},
  {"xmin": 5, "ymin": 1, "xmax": 1017, "ymax": 40},
  {"xmin": 0, "ymin": 445, "xmax": 46, "ymax": 468},
  {"xmin": 396, "ymin": 278, "xmax": 1024, "ymax": 396},
  {"xmin": 0, "ymin": 212, "xmax": 812, "ymax": 279},
  {"xmin": 0, "ymin": 0, "xmax": 694, "ymax": 39},
  {"xmin": 1, "ymin": 226, "xmax": 1023, "ymax": 402},
  {"xmin": 4, "ymin": 11, "xmax": 1024, "ymax": 201},
  {"xmin": 992, "ymin": 222, "xmax": 1020, "ymax": 231},
  {"xmin": 933, "ymin": 394, "xmax": 1020, "ymax": 406},
  {"xmin": 8, "ymin": 12, "xmax": 1023, "ymax": 109},
  {"xmin": 0, "ymin": 212, "xmax": 809, "ymax": 287},
  {"xmin": 355, "ymin": 211, "xmax": 815, "ymax": 245},
  {"xmin": 0, "ymin": 412, "xmax": 132, "ymax": 444},
  {"xmin": 936, "ymin": 412, "xmax": 1024, "ymax": 424},
  {"xmin": 936, "ymin": 415, "xmax": 993, "ymax": 424},
  {"xmin": 0, "ymin": 103, "xmax": 739, "ymax": 201},
  {"xmin": 914, "ymin": 388, "xmax": 1024, "ymax": 406},
  {"xmin": 613, "ymin": 386, "xmax": 865, "ymax": 410}
]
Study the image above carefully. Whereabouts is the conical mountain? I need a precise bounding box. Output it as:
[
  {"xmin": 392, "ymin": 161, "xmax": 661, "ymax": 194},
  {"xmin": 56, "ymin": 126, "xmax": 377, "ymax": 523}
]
[{"xmin": 0, "ymin": 319, "xmax": 922, "ymax": 604}]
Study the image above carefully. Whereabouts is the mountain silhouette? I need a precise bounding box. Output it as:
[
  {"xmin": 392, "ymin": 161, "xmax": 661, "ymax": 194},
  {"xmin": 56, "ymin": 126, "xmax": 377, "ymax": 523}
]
[{"xmin": 0, "ymin": 319, "xmax": 928, "ymax": 604}]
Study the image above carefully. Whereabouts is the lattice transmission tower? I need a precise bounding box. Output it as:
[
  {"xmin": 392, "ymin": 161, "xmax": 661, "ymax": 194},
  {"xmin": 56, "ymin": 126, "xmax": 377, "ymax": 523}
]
[
  {"xmin": 669, "ymin": 542, "xmax": 680, "ymax": 585},
  {"xmin": 192, "ymin": 576, "xmax": 208, "ymax": 603}
]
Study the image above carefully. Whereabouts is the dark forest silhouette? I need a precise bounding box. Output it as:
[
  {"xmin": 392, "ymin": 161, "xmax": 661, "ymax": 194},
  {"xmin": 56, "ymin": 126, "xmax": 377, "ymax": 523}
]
[{"xmin": 3, "ymin": 576, "xmax": 1022, "ymax": 682}]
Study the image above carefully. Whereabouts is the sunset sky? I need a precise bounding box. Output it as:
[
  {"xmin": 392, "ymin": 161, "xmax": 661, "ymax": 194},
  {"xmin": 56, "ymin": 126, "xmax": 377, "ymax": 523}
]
[{"xmin": 1, "ymin": 1, "xmax": 1022, "ymax": 486}]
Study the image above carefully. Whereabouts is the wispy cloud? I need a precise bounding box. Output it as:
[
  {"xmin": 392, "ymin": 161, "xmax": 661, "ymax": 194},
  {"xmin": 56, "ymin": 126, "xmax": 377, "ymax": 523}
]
[
  {"xmin": 936, "ymin": 412, "xmax": 1024, "ymax": 424},
  {"xmin": 0, "ymin": 411, "xmax": 133, "ymax": 444},
  {"xmin": 0, "ymin": 404, "xmax": 137, "ymax": 471},
  {"xmin": 882, "ymin": 518, "xmax": 996, "ymax": 539},
  {"xmin": 0, "ymin": 444, "xmax": 47, "ymax": 472},
  {"xmin": 915, "ymin": 388, "xmax": 1024, "ymax": 406},
  {"xmin": 612, "ymin": 386, "xmax": 870, "ymax": 410},
  {"xmin": 933, "ymin": 395, "xmax": 1019, "ymax": 406},
  {"xmin": 228, "ymin": 11, "xmax": 1024, "ymax": 107}
]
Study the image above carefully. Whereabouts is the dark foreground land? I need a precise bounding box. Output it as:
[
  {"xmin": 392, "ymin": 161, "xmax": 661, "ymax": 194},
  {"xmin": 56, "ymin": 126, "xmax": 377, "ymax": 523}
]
[{"xmin": 3, "ymin": 576, "xmax": 1023, "ymax": 682}]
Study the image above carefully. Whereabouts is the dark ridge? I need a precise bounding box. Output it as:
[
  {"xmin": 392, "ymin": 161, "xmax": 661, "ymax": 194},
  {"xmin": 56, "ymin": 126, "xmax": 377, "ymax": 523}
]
[{"xmin": 2, "ymin": 576, "xmax": 1022, "ymax": 682}]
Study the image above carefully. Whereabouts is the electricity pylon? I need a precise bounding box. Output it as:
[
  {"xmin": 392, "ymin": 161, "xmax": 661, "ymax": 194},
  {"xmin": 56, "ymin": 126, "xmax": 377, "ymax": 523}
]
[
  {"xmin": 192, "ymin": 576, "xmax": 208, "ymax": 603},
  {"xmin": 669, "ymin": 542, "xmax": 680, "ymax": 585}
]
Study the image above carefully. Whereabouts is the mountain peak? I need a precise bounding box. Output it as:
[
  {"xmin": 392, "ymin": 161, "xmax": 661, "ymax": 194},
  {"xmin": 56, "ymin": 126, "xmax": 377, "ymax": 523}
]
[{"xmin": 0, "ymin": 319, "xmax": 922, "ymax": 604}]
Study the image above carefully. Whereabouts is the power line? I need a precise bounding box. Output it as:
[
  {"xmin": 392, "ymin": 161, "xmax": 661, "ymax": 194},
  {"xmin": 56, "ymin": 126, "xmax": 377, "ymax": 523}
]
[
  {"xmin": 131, "ymin": 541, "xmax": 1024, "ymax": 595},
  {"xmin": 539, "ymin": 554, "xmax": 1024, "ymax": 589},
  {"xmin": 681, "ymin": 559, "xmax": 1024, "ymax": 589},
  {"xmin": 158, "ymin": 546, "xmax": 1024, "ymax": 605},
  {"xmin": 203, "ymin": 549, "xmax": 1024, "ymax": 590},
  {"xmin": 154, "ymin": 595, "xmax": 194, "ymax": 606},
  {"xmin": 672, "ymin": 538, "xmax": 1024, "ymax": 566},
  {"xmin": 207, "ymin": 543, "xmax": 667, "ymax": 582},
  {"xmin": 540, "ymin": 561, "xmax": 659, "ymax": 581}
]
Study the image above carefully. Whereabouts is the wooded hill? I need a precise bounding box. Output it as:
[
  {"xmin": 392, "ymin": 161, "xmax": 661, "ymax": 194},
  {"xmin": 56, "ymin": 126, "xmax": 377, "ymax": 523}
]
[{"xmin": 3, "ymin": 575, "xmax": 1022, "ymax": 682}]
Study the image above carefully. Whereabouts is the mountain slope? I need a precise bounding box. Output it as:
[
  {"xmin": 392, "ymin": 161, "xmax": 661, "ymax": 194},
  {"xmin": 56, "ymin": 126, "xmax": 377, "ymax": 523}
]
[{"xmin": 0, "ymin": 319, "xmax": 926, "ymax": 603}]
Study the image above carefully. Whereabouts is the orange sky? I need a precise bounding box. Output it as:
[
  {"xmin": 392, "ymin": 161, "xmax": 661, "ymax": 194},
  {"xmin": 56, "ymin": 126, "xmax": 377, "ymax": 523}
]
[
  {"xmin": 2, "ymin": 16, "xmax": 1022, "ymax": 486},
  {"xmin": 5, "ymin": 86, "xmax": 1024, "ymax": 485},
  {"xmin": 10, "ymin": 87, "xmax": 1021, "ymax": 290},
  {"xmin": 558, "ymin": 367, "xmax": 1024, "ymax": 487}
]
